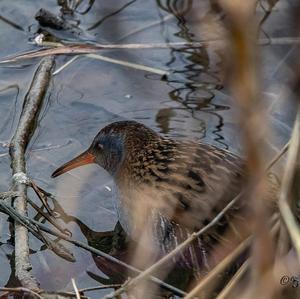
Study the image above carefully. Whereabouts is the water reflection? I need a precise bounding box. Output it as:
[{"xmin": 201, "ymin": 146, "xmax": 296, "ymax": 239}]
[
  {"xmin": 46, "ymin": 197, "xmax": 197, "ymax": 293},
  {"xmin": 0, "ymin": 84, "xmax": 20, "ymax": 139},
  {"xmin": 87, "ymin": 0, "xmax": 137, "ymax": 31},
  {"xmin": 155, "ymin": 0, "xmax": 229, "ymax": 148}
]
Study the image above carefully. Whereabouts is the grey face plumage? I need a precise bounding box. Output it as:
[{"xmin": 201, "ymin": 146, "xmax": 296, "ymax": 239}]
[{"xmin": 90, "ymin": 131, "xmax": 125, "ymax": 175}]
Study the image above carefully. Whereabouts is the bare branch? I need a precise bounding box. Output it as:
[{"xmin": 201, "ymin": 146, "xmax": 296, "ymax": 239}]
[{"xmin": 8, "ymin": 56, "xmax": 55, "ymax": 288}]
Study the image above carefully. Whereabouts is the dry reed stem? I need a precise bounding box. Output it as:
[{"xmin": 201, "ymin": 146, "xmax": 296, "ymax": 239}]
[
  {"xmin": 184, "ymin": 237, "xmax": 251, "ymax": 299},
  {"xmin": 184, "ymin": 219, "xmax": 279, "ymax": 299},
  {"xmin": 217, "ymin": 1, "xmax": 274, "ymax": 298},
  {"xmin": 53, "ymin": 55, "xmax": 79, "ymax": 75},
  {"xmin": 266, "ymin": 142, "xmax": 289, "ymax": 171},
  {"xmin": 86, "ymin": 53, "xmax": 169, "ymax": 75},
  {"xmin": 1, "ymin": 37, "xmax": 300, "ymax": 64},
  {"xmin": 215, "ymin": 219, "xmax": 280, "ymax": 299},
  {"xmin": 0, "ymin": 285, "xmax": 122, "ymax": 299},
  {"xmin": 48, "ymin": 292, "xmax": 89, "ymax": 299},
  {"xmin": 71, "ymin": 279, "xmax": 81, "ymax": 299},
  {"xmin": 79, "ymin": 285, "xmax": 122, "ymax": 293},
  {"xmin": 278, "ymin": 108, "xmax": 300, "ymax": 259},
  {"xmin": 52, "ymin": 50, "xmax": 169, "ymax": 76},
  {"xmin": 215, "ymin": 260, "xmax": 249, "ymax": 299},
  {"xmin": 274, "ymin": 1, "xmax": 300, "ymax": 279}
]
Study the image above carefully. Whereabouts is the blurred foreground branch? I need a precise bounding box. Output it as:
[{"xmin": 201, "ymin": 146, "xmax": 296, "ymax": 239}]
[
  {"xmin": 278, "ymin": 102, "xmax": 300, "ymax": 259},
  {"xmin": 218, "ymin": 1, "xmax": 275, "ymax": 298}
]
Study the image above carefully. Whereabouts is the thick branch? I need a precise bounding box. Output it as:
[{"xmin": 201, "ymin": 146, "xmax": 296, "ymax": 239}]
[{"xmin": 9, "ymin": 56, "xmax": 55, "ymax": 289}]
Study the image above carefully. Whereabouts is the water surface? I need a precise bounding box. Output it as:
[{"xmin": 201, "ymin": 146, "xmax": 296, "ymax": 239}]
[{"xmin": 0, "ymin": 0, "xmax": 296, "ymax": 295}]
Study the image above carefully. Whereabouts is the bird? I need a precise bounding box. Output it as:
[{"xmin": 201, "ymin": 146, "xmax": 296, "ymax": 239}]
[{"xmin": 51, "ymin": 120, "xmax": 275, "ymax": 273}]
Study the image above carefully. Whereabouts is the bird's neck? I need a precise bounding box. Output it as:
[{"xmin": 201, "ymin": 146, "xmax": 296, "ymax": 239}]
[{"xmin": 114, "ymin": 137, "xmax": 177, "ymax": 187}]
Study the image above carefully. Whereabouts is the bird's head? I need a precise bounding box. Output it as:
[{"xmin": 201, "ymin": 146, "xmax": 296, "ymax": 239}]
[{"xmin": 51, "ymin": 120, "xmax": 161, "ymax": 178}]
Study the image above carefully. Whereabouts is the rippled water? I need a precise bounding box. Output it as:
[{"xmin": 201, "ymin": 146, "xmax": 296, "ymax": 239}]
[{"xmin": 0, "ymin": 0, "xmax": 296, "ymax": 296}]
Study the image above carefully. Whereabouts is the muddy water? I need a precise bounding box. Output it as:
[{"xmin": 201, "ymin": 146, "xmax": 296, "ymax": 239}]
[{"xmin": 0, "ymin": 0, "xmax": 296, "ymax": 296}]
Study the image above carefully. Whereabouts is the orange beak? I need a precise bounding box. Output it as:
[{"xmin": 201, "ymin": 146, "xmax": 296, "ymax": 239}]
[{"xmin": 51, "ymin": 150, "xmax": 96, "ymax": 178}]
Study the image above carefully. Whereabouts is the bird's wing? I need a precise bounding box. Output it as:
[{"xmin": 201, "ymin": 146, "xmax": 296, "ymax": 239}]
[{"xmin": 144, "ymin": 141, "xmax": 246, "ymax": 231}]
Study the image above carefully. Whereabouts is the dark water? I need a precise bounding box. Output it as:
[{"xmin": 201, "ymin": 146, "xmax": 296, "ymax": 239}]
[{"xmin": 0, "ymin": 0, "xmax": 296, "ymax": 296}]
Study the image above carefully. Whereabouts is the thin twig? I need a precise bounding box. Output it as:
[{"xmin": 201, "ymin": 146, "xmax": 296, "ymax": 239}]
[
  {"xmin": 215, "ymin": 260, "xmax": 249, "ymax": 299},
  {"xmin": 52, "ymin": 52, "xmax": 168, "ymax": 76},
  {"xmin": 79, "ymin": 285, "xmax": 122, "ymax": 293},
  {"xmin": 221, "ymin": 2, "xmax": 276, "ymax": 299},
  {"xmin": 9, "ymin": 56, "xmax": 55, "ymax": 289},
  {"xmin": 11, "ymin": 174, "xmax": 72, "ymax": 235},
  {"xmin": 47, "ymin": 291, "xmax": 89, "ymax": 299},
  {"xmin": 0, "ymin": 14, "xmax": 24, "ymax": 31},
  {"xmin": 71, "ymin": 279, "xmax": 81, "ymax": 299},
  {"xmin": 266, "ymin": 141, "xmax": 289, "ymax": 171},
  {"xmin": 0, "ymin": 202, "xmax": 186, "ymax": 297},
  {"xmin": 0, "ymin": 291, "xmax": 9, "ymax": 299},
  {"xmin": 183, "ymin": 237, "xmax": 251, "ymax": 299},
  {"xmin": 28, "ymin": 285, "xmax": 121, "ymax": 299},
  {"xmin": 2, "ymin": 37, "xmax": 300, "ymax": 64},
  {"xmin": 185, "ymin": 220, "xmax": 280, "ymax": 299},
  {"xmin": 30, "ymin": 180, "xmax": 54, "ymax": 215},
  {"xmin": 53, "ymin": 56, "xmax": 80, "ymax": 75},
  {"xmin": 86, "ymin": 53, "xmax": 169, "ymax": 75},
  {"xmin": 0, "ymin": 201, "xmax": 75, "ymax": 262},
  {"xmin": 0, "ymin": 287, "xmax": 44, "ymax": 299},
  {"xmin": 26, "ymin": 196, "xmax": 71, "ymax": 236}
]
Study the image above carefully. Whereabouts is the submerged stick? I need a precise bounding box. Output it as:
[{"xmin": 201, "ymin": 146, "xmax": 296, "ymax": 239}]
[{"xmin": 9, "ymin": 56, "xmax": 55, "ymax": 289}]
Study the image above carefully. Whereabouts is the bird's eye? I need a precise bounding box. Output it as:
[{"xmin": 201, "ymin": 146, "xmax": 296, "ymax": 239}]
[{"xmin": 98, "ymin": 143, "xmax": 104, "ymax": 150}]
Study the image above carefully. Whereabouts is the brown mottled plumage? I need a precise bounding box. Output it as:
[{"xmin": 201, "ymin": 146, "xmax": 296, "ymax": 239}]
[{"xmin": 51, "ymin": 121, "xmax": 265, "ymax": 271}]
